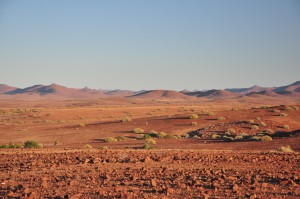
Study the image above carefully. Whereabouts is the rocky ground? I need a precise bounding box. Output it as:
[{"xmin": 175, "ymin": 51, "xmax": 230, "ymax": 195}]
[{"xmin": 0, "ymin": 149, "xmax": 299, "ymax": 198}]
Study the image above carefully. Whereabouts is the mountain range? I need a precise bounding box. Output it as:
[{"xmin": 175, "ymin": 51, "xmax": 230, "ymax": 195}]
[{"xmin": 0, "ymin": 81, "xmax": 299, "ymax": 100}]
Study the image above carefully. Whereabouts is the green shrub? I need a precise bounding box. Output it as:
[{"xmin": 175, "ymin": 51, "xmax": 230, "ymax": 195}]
[
  {"xmin": 24, "ymin": 140, "xmax": 42, "ymax": 148},
  {"xmin": 104, "ymin": 137, "xmax": 117, "ymax": 143},
  {"xmin": 116, "ymin": 136, "xmax": 126, "ymax": 141},
  {"xmin": 259, "ymin": 122, "xmax": 266, "ymax": 127},
  {"xmin": 211, "ymin": 133, "xmax": 220, "ymax": 139},
  {"xmin": 278, "ymin": 145, "xmax": 294, "ymax": 152},
  {"xmin": 133, "ymin": 128, "xmax": 144, "ymax": 134},
  {"xmin": 0, "ymin": 143, "xmax": 22, "ymax": 149},
  {"xmin": 0, "ymin": 144, "xmax": 8, "ymax": 149},
  {"xmin": 83, "ymin": 144, "xmax": 92, "ymax": 149},
  {"xmin": 121, "ymin": 117, "xmax": 132, "ymax": 122},
  {"xmin": 278, "ymin": 113, "xmax": 287, "ymax": 117},
  {"xmin": 260, "ymin": 135, "xmax": 273, "ymax": 141},
  {"xmin": 223, "ymin": 136, "xmax": 234, "ymax": 141},
  {"xmin": 251, "ymin": 125, "xmax": 259, "ymax": 130},
  {"xmin": 78, "ymin": 123, "xmax": 85, "ymax": 127},
  {"xmin": 227, "ymin": 128, "xmax": 236, "ymax": 134},
  {"xmin": 218, "ymin": 117, "xmax": 225, "ymax": 121},
  {"xmin": 157, "ymin": 132, "xmax": 168, "ymax": 138},
  {"xmin": 265, "ymin": 129, "xmax": 274, "ymax": 134},
  {"xmin": 142, "ymin": 134, "xmax": 152, "ymax": 140},
  {"xmin": 291, "ymin": 106, "xmax": 299, "ymax": 110},
  {"xmin": 145, "ymin": 138, "xmax": 157, "ymax": 145},
  {"xmin": 248, "ymin": 119, "xmax": 255, "ymax": 124},
  {"xmin": 143, "ymin": 143, "xmax": 152, "ymax": 150},
  {"xmin": 283, "ymin": 125, "xmax": 289, "ymax": 130},
  {"xmin": 234, "ymin": 135, "xmax": 243, "ymax": 140},
  {"xmin": 189, "ymin": 114, "xmax": 198, "ymax": 119},
  {"xmin": 98, "ymin": 146, "xmax": 108, "ymax": 150},
  {"xmin": 191, "ymin": 122, "xmax": 198, "ymax": 126}
]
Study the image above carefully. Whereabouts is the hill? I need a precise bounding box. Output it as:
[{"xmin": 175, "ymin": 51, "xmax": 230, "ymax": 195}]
[{"xmin": 128, "ymin": 90, "xmax": 192, "ymax": 99}]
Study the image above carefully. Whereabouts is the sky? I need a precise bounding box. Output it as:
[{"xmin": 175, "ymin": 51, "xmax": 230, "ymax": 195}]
[{"xmin": 0, "ymin": 0, "xmax": 299, "ymax": 90}]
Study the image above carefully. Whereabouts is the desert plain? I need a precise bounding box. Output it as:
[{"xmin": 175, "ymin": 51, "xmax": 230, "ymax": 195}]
[{"xmin": 0, "ymin": 83, "xmax": 299, "ymax": 198}]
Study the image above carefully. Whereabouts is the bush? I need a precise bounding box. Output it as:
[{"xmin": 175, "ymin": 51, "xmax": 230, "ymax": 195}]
[
  {"xmin": 104, "ymin": 137, "xmax": 117, "ymax": 143},
  {"xmin": 248, "ymin": 119, "xmax": 255, "ymax": 124},
  {"xmin": 145, "ymin": 138, "xmax": 157, "ymax": 145},
  {"xmin": 116, "ymin": 136, "xmax": 126, "ymax": 141},
  {"xmin": 121, "ymin": 117, "xmax": 132, "ymax": 122},
  {"xmin": 251, "ymin": 135, "xmax": 272, "ymax": 142},
  {"xmin": 291, "ymin": 106, "xmax": 299, "ymax": 110},
  {"xmin": 157, "ymin": 132, "xmax": 168, "ymax": 138},
  {"xmin": 227, "ymin": 128, "xmax": 236, "ymax": 134},
  {"xmin": 234, "ymin": 135, "xmax": 243, "ymax": 140},
  {"xmin": 24, "ymin": 140, "xmax": 42, "ymax": 148},
  {"xmin": 78, "ymin": 123, "xmax": 85, "ymax": 127},
  {"xmin": 83, "ymin": 144, "xmax": 92, "ymax": 149},
  {"xmin": 211, "ymin": 133, "xmax": 220, "ymax": 139},
  {"xmin": 278, "ymin": 145, "xmax": 294, "ymax": 152},
  {"xmin": 260, "ymin": 135, "xmax": 273, "ymax": 141},
  {"xmin": 218, "ymin": 117, "xmax": 225, "ymax": 121},
  {"xmin": 191, "ymin": 122, "xmax": 198, "ymax": 126},
  {"xmin": 259, "ymin": 122, "xmax": 266, "ymax": 127},
  {"xmin": 133, "ymin": 128, "xmax": 144, "ymax": 134},
  {"xmin": 251, "ymin": 125, "xmax": 259, "ymax": 130},
  {"xmin": 283, "ymin": 125, "xmax": 289, "ymax": 130},
  {"xmin": 142, "ymin": 134, "xmax": 152, "ymax": 140},
  {"xmin": 223, "ymin": 136, "xmax": 234, "ymax": 141},
  {"xmin": 265, "ymin": 129, "xmax": 274, "ymax": 134},
  {"xmin": 0, "ymin": 143, "xmax": 22, "ymax": 149},
  {"xmin": 143, "ymin": 143, "xmax": 152, "ymax": 150},
  {"xmin": 98, "ymin": 146, "xmax": 108, "ymax": 150},
  {"xmin": 189, "ymin": 114, "xmax": 198, "ymax": 119},
  {"xmin": 278, "ymin": 113, "xmax": 287, "ymax": 117}
]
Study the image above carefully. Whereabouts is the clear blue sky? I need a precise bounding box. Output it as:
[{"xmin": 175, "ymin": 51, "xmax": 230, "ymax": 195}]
[{"xmin": 0, "ymin": 0, "xmax": 299, "ymax": 90}]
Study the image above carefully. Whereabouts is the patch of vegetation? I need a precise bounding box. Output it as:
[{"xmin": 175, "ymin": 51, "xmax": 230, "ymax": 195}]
[
  {"xmin": 278, "ymin": 113, "xmax": 288, "ymax": 117},
  {"xmin": 218, "ymin": 117, "xmax": 225, "ymax": 121},
  {"xmin": 248, "ymin": 119, "xmax": 255, "ymax": 124},
  {"xmin": 133, "ymin": 128, "xmax": 144, "ymax": 134},
  {"xmin": 191, "ymin": 122, "xmax": 198, "ymax": 126},
  {"xmin": 189, "ymin": 114, "xmax": 199, "ymax": 119},
  {"xmin": 143, "ymin": 143, "xmax": 152, "ymax": 150},
  {"xmin": 291, "ymin": 106, "xmax": 299, "ymax": 110},
  {"xmin": 226, "ymin": 128, "xmax": 236, "ymax": 134},
  {"xmin": 157, "ymin": 132, "xmax": 168, "ymax": 138},
  {"xmin": 278, "ymin": 145, "xmax": 294, "ymax": 152},
  {"xmin": 142, "ymin": 134, "xmax": 152, "ymax": 140},
  {"xmin": 121, "ymin": 117, "xmax": 132, "ymax": 122},
  {"xmin": 259, "ymin": 122, "xmax": 266, "ymax": 127},
  {"xmin": 116, "ymin": 136, "xmax": 126, "ymax": 141},
  {"xmin": 98, "ymin": 146, "xmax": 108, "ymax": 150},
  {"xmin": 211, "ymin": 133, "xmax": 221, "ymax": 139},
  {"xmin": 145, "ymin": 138, "xmax": 157, "ymax": 145},
  {"xmin": 24, "ymin": 140, "xmax": 43, "ymax": 149},
  {"xmin": 0, "ymin": 143, "xmax": 22, "ymax": 149},
  {"xmin": 83, "ymin": 144, "xmax": 93, "ymax": 149},
  {"xmin": 283, "ymin": 125, "xmax": 290, "ymax": 130},
  {"xmin": 78, "ymin": 123, "xmax": 85, "ymax": 127},
  {"xmin": 251, "ymin": 125, "xmax": 259, "ymax": 130},
  {"xmin": 104, "ymin": 137, "xmax": 117, "ymax": 143}
]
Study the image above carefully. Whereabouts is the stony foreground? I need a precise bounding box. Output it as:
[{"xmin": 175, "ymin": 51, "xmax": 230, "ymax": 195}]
[{"xmin": 0, "ymin": 150, "xmax": 299, "ymax": 198}]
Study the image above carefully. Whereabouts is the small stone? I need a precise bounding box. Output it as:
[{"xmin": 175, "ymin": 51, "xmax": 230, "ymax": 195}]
[
  {"xmin": 232, "ymin": 184, "xmax": 239, "ymax": 192},
  {"xmin": 143, "ymin": 156, "xmax": 152, "ymax": 163},
  {"xmin": 150, "ymin": 179, "xmax": 157, "ymax": 187},
  {"xmin": 28, "ymin": 192, "xmax": 37, "ymax": 199}
]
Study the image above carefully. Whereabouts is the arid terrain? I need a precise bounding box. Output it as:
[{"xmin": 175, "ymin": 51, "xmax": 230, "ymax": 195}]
[{"xmin": 0, "ymin": 82, "xmax": 299, "ymax": 198}]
